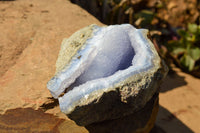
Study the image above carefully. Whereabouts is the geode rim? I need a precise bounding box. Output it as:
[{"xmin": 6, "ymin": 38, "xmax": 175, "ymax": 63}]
[{"xmin": 47, "ymin": 24, "xmax": 168, "ymax": 125}]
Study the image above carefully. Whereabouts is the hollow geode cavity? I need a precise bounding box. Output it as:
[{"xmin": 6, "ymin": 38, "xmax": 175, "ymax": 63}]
[{"xmin": 47, "ymin": 24, "xmax": 168, "ymax": 126}]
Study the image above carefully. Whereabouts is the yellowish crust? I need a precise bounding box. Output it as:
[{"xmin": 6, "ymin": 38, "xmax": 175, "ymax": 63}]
[{"xmin": 55, "ymin": 24, "xmax": 95, "ymax": 73}]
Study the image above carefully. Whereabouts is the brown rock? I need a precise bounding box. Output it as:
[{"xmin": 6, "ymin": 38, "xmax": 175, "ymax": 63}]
[
  {"xmin": 0, "ymin": 108, "xmax": 88, "ymax": 133},
  {"xmin": 0, "ymin": 0, "xmax": 102, "ymax": 114}
]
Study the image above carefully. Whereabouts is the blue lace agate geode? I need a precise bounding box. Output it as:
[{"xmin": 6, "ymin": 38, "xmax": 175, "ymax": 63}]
[{"xmin": 47, "ymin": 24, "xmax": 168, "ymax": 126}]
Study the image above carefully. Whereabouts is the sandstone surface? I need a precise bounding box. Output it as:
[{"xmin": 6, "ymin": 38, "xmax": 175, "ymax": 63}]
[
  {"xmin": 0, "ymin": 0, "xmax": 102, "ymax": 114},
  {"xmin": 0, "ymin": 0, "xmax": 200, "ymax": 133}
]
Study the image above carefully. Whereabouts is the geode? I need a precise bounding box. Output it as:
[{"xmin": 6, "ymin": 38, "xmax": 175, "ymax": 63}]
[{"xmin": 47, "ymin": 24, "xmax": 168, "ymax": 126}]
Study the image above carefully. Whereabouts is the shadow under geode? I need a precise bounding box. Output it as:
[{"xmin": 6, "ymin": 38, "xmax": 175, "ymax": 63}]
[
  {"xmin": 40, "ymin": 97, "xmax": 59, "ymax": 111},
  {"xmin": 159, "ymin": 70, "xmax": 187, "ymax": 93},
  {"xmin": 153, "ymin": 106, "xmax": 194, "ymax": 133}
]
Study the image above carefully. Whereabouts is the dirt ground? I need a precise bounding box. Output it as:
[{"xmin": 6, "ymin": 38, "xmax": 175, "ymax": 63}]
[
  {"xmin": 0, "ymin": 0, "xmax": 199, "ymax": 133},
  {"xmin": 156, "ymin": 66, "xmax": 200, "ymax": 133}
]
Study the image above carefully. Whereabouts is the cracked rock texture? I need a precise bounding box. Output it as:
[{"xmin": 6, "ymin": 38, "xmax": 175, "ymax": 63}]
[{"xmin": 0, "ymin": 0, "xmax": 102, "ymax": 114}]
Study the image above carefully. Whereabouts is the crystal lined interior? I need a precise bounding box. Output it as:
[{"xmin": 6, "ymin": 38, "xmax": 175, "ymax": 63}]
[
  {"xmin": 69, "ymin": 27, "xmax": 135, "ymax": 90},
  {"xmin": 47, "ymin": 24, "xmax": 153, "ymax": 100}
]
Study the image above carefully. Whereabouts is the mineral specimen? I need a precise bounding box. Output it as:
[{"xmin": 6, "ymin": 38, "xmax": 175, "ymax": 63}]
[{"xmin": 47, "ymin": 24, "xmax": 168, "ymax": 126}]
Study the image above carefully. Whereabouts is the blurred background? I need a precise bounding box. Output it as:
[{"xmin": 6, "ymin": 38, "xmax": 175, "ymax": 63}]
[
  {"xmin": 0, "ymin": 0, "xmax": 199, "ymax": 133},
  {"xmin": 71, "ymin": 0, "xmax": 200, "ymax": 77}
]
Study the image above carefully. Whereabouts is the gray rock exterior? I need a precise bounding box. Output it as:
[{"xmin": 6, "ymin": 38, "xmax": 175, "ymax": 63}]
[
  {"xmin": 47, "ymin": 24, "xmax": 168, "ymax": 126},
  {"xmin": 85, "ymin": 93, "xmax": 159, "ymax": 133},
  {"xmin": 67, "ymin": 62, "xmax": 167, "ymax": 126}
]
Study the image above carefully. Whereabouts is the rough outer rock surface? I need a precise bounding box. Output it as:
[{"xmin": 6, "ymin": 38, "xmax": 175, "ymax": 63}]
[
  {"xmin": 85, "ymin": 93, "xmax": 159, "ymax": 133},
  {"xmin": 67, "ymin": 63, "xmax": 167, "ymax": 126},
  {"xmin": 59, "ymin": 26, "xmax": 168, "ymax": 126},
  {"xmin": 0, "ymin": 0, "xmax": 102, "ymax": 114}
]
